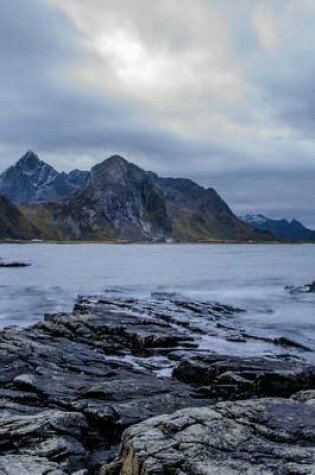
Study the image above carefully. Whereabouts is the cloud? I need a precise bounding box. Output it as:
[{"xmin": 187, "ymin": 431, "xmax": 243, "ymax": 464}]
[{"xmin": 0, "ymin": 0, "xmax": 314, "ymax": 226}]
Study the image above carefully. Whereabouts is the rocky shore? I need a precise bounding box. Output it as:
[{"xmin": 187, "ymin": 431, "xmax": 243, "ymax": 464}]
[{"xmin": 1, "ymin": 292, "xmax": 315, "ymax": 474}]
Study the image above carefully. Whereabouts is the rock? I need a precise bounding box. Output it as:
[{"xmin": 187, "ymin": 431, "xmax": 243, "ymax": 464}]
[
  {"xmin": 116, "ymin": 398, "xmax": 315, "ymax": 475},
  {"xmin": 291, "ymin": 389, "xmax": 315, "ymax": 405},
  {"xmin": 0, "ymin": 455, "xmax": 66, "ymax": 474},
  {"xmin": 0, "ymin": 409, "xmax": 88, "ymax": 472},
  {"xmin": 100, "ymin": 461, "xmax": 122, "ymax": 475},
  {"xmin": 1, "ymin": 293, "xmax": 315, "ymax": 472},
  {"xmin": 286, "ymin": 281, "xmax": 315, "ymax": 294},
  {"xmin": 1, "ymin": 295, "xmax": 224, "ymax": 472},
  {"xmin": 0, "ymin": 259, "xmax": 31, "ymax": 267},
  {"xmin": 173, "ymin": 354, "xmax": 315, "ymax": 399}
]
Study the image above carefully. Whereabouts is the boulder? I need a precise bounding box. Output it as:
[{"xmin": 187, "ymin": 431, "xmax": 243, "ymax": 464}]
[{"xmin": 117, "ymin": 398, "xmax": 315, "ymax": 475}]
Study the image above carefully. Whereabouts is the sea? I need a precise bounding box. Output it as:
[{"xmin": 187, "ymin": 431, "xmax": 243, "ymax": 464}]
[{"xmin": 0, "ymin": 243, "xmax": 314, "ymax": 360}]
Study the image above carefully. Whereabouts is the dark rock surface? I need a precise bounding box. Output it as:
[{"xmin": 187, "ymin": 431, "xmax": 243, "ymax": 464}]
[
  {"xmin": 0, "ymin": 455, "xmax": 67, "ymax": 474},
  {"xmin": 0, "ymin": 295, "xmax": 214, "ymax": 473},
  {"xmin": 1, "ymin": 294, "xmax": 315, "ymax": 473},
  {"xmin": 173, "ymin": 354, "xmax": 315, "ymax": 400},
  {"xmin": 117, "ymin": 397, "xmax": 315, "ymax": 475},
  {"xmin": 286, "ymin": 281, "xmax": 315, "ymax": 294},
  {"xmin": 0, "ymin": 258, "xmax": 30, "ymax": 267}
]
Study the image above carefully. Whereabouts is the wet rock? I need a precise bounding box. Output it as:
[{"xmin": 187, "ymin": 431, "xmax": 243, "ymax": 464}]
[
  {"xmin": 173, "ymin": 354, "xmax": 315, "ymax": 399},
  {"xmin": 1, "ymin": 293, "xmax": 314, "ymax": 472},
  {"xmin": 286, "ymin": 281, "xmax": 315, "ymax": 294},
  {"xmin": 116, "ymin": 398, "xmax": 315, "ymax": 475},
  {"xmin": 0, "ymin": 259, "xmax": 30, "ymax": 268},
  {"xmin": 1, "ymin": 295, "xmax": 222, "ymax": 472}
]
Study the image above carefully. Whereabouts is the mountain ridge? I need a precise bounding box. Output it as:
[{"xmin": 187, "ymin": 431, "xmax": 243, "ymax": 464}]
[
  {"xmin": 241, "ymin": 213, "xmax": 315, "ymax": 241},
  {"xmin": 0, "ymin": 151, "xmax": 275, "ymax": 242},
  {"xmin": 22, "ymin": 154, "xmax": 272, "ymax": 242}
]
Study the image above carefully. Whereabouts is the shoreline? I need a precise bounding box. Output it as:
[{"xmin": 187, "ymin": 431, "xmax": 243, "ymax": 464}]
[
  {"xmin": 0, "ymin": 291, "xmax": 314, "ymax": 473},
  {"xmin": 1, "ymin": 239, "xmax": 314, "ymax": 245}
]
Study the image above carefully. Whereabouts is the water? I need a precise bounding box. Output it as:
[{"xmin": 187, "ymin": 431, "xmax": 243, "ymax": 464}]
[{"xmin": 0, "ymin": 243, "xmax": 314, "ymax": 359}]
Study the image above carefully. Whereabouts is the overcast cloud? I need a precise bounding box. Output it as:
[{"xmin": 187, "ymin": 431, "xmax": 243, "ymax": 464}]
[{"xmin": 0, "ymin": 0, "xmax": 314, "ymax": 225}]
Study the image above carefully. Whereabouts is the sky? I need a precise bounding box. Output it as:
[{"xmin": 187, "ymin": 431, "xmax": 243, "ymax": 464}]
[{"xmin": 0, "ymin": 0, "xmax": 314, "ymax": 226}]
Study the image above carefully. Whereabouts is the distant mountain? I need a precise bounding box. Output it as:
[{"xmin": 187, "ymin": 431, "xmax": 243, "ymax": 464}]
[
  {"xmin": 241, "ymin": 214, "xmax": 315, "ymax": 241},
  {"xmin": 0, "ymin": 151, "xmax": 89, "ymax": 204},
  {"xmin": 22, "ymin": 155, "xmax": 271, "ymax": 242},
  {"xmin": 150, "ymin": 174, "xmax": 265, "ymax": 241},
  {"xmin": 0, "ymin": 193, "xmax": 39, "ymax": 240}
]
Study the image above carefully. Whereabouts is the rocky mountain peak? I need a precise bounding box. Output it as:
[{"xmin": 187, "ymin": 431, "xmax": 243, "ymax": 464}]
[
  {"xmin": 17, "ymin": 150, "xmax": 42, "ymax": 168},
  {"xmin": 104, "ymin": 154, "xmax": 129, "ymax": 166},
  {"xmin": 46, "ymin": 154, "xmax": 171, "ymax": 240},
  {"xmin": 90, "ymin": 154, "xmax": 146, "ymax": 187},
  {"xmin": 0, "ymin": 151, "xmax": 89, "ymax": 204},
  {"xmin": 93, "ymin": 154, "xmax": 132, "ymax": 173}
]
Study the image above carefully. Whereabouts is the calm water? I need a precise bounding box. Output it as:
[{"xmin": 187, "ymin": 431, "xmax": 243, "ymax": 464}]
[{"xmin": 0, "ymin": 243, "xmax": 314, "ymax": 359}]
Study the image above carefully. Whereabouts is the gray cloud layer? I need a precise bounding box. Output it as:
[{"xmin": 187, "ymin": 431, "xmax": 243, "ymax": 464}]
[{"xmin": 0, "ymin": 0, "xmax": 314, "ymax": 226}]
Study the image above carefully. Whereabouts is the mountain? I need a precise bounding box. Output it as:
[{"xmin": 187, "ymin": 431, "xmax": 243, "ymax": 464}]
[
  {"xmin": 31, "ymin": 155, "xmax": 170, "ymax": 240},
  {"xmin": 0, "ymin": 193, "xmax": 40, "ymax": 240},
  {"xmin": 241, "ymin": 214, "xmax": 315, "ymax": 241},
  {"xmin": 0, "ymin": 151, "xmax": 89, "ymax": 204},
  {"xmin": 150, "ymin": 174, "xmax": 266, "ymax": 241},
  {"xmin": 23, "ymin": 155, "xmax": 271, "ymax": 242}
]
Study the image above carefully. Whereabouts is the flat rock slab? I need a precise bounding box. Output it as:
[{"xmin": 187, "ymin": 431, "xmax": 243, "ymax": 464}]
[{"xmin": 118, "ymin": 397, "xmax": 315, "ymax": 475}]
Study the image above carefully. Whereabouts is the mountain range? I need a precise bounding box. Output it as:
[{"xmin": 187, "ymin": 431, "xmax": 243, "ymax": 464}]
[
  {"xmin": 241, "ymin": 214, "xmax": 315, "ymax": 241},
  {"xmin": 0, "ymin": 151, "xmax": 273, "ymax": 242}
]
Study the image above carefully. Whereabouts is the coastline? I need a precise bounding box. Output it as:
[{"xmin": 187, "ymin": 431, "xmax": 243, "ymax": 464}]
[
  {"xmin": 1, "ymin": 238, "xmax": 313, "ymax": 245},
  {"xmin": 0, "ymin": 291, "xmax": 315, "ymax": 473}
]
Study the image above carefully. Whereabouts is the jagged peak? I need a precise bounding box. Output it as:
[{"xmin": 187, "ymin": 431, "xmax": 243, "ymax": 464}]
[
  {"xmin": 18, "ymin": 150, "xmax": 42, "ymax": 166},
  {"xmin": 8, "ymin": 151, "xmax": 57, "ymax": 177}
]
